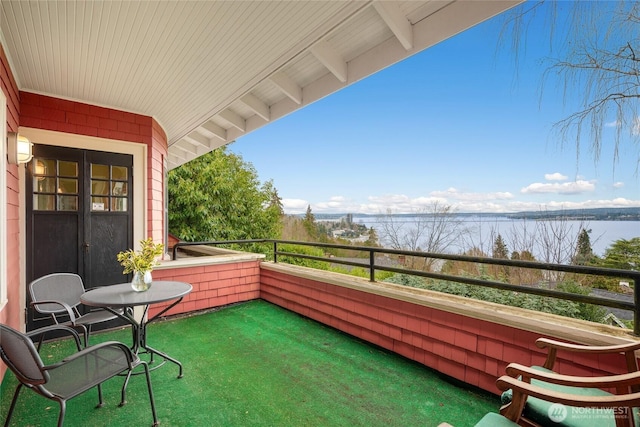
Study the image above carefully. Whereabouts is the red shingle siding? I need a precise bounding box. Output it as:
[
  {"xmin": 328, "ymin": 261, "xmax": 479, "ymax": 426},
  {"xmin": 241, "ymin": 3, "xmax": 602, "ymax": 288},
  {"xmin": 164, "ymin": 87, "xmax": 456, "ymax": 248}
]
[
  {"xmin": 259, "ymin": 268, "xmax": 634, "ymax": 395},
  {"xmin": 19, "ymin": 92, "xmax": 152, "ymax": 144},
  {"xmin": 148, "ymin": 119, "xmax": 166, "ymax": 243},
  {"xmin": 1, "ymin": 43, "xmax": 22, "ymax": 381},
  {"xmin": 1, "ymin": 45, "xmax": 19, "ymax": 131},
  {"xmin": 148, "ymin": 261, "xmax": 261, "ymax": 318}
]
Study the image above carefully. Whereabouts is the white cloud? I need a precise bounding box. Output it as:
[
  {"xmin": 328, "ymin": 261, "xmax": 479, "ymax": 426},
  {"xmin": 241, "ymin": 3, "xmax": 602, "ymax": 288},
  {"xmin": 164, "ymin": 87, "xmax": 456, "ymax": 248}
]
[
  {"xmin": 430, "ymin": 187, "xmax": 513, "ymax": 201},
  {"xmin": 315, "ymin": 197, "xmax": 349, "ymax": 210},
  {"xmin": 281, "ymin": 198, "xmax": 309, "ymax": 214},
  {"xmin": 281, "ymin": 175, "xmax": 640, "ymax": 215},
  {"xmin": 605, "ymin": 120, "xmax": 620, "ymax": 128},
  {"xmin": 364, "ymin": 194, "xmax": 416, "ymax": 213},
  {"xmin": 283, "ymin": 194, "xmax": 640, "ymax": 215},
  {"xmin": 367, "ymin": 194, "xmax": 411, "ymax": 204},
  {"xmin": 544, "ymin": 172, "xmax": 568, "ymax": 181},
  {"xmin": 521, "ymin": 180, "xmax": 596, "ymax": 195}
]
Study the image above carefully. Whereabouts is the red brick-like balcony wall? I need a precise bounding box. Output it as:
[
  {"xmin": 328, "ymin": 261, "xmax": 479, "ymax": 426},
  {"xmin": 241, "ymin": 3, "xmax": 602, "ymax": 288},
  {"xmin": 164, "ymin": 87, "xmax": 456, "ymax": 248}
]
[
  {"xmin": 149, "ymin": 260, "xmax": 261, "ymax": 318},
  {"xmin": 83, "ymin": 256, "xmax": 635, "ymax": 396},
  {"xmin": 260, "ymin": 265, "xmax": 634, "ymax": 395}
]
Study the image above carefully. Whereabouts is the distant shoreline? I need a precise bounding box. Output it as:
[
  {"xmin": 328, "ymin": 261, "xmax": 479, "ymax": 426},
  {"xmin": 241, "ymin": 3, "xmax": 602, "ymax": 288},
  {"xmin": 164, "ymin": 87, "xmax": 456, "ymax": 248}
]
[{"xmin": 309, "ymin": 207, "xmax": 640, "ymax": 222}]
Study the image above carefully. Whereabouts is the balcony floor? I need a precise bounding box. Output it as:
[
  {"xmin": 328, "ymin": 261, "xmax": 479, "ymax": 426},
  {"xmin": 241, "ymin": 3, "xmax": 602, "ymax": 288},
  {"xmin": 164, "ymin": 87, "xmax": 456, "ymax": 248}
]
[{"xmin": 1, "ymin": 300, "xmax": 499, "ymax": 426}]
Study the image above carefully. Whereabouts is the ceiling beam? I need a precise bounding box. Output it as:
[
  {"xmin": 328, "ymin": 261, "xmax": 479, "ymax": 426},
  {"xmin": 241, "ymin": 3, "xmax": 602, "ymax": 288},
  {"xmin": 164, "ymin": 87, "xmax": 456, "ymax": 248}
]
[
  {"xmin": 218, "ymin": 109, "xmax": 246, "ymax": 132},
  {"xmin": 200, "ymin": 121, "xmax": 227, "ymax": 141},
  {"xmin": 270, "ymin": 71, "xmax": 302, "ymax": 105},
  {"xmin": 184, "ymin": 131, "xmax": 211, "ymax": 149},
  {"xmin": 168, "ymin": 150, "xmax": 187, "ymax": 162},
  {"xmin": 240, "ymin": 93, "xmax": 270, "ymax": 121},
  {"xmin": 373, "ymin": 1, "xmax": 413, "ymax": 51},
  {"xmin": 310, "ymin": 40, "xmax": 348, "ymax": 83},
  {"xmin": 174, "ymin": 139, "xmax": 199, "ymax": 156}
]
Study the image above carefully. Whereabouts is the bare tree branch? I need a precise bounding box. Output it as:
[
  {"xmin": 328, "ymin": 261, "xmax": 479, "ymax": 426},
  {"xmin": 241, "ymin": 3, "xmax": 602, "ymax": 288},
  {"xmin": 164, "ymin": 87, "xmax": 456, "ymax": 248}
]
[{"xmin": 501, "ymin": 0, "xmax": 640, "ymax": 170}]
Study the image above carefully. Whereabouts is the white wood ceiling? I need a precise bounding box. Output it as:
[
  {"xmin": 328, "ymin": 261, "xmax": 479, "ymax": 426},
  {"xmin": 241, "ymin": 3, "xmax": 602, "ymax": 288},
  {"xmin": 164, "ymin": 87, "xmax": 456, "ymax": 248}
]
[{"xmin": 1, "ymin": 1, "xmax": 522, "ymax": 169}]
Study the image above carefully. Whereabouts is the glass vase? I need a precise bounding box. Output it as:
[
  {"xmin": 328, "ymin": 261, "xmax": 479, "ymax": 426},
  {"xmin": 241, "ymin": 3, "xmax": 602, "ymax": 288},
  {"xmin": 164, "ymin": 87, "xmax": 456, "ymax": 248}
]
[{"xmin": 131, "ymin": 270, "xmax": 152, "ymax": 292}]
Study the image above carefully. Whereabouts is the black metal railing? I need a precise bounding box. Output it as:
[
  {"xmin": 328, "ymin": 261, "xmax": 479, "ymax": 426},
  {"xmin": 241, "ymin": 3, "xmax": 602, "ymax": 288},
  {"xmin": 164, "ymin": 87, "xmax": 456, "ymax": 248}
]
[{"xmin": 172, "ymin": 239, "xmax": 640, "ymax": 334}]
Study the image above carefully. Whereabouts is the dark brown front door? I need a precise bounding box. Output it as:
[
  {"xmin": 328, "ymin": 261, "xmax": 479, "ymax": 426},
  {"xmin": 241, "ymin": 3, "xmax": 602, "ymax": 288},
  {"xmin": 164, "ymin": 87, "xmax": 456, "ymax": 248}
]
[{"xmin": 26, "ymin": 144, "xmax": 133, "ymax": 331}]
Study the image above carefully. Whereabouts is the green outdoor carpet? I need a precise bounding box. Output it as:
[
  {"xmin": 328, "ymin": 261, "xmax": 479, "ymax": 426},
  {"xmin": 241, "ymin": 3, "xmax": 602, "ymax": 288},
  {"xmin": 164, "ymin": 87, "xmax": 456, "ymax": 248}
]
[{"xmin": 0, "ymin": 300, "xmax": 499, "ymax": 426}]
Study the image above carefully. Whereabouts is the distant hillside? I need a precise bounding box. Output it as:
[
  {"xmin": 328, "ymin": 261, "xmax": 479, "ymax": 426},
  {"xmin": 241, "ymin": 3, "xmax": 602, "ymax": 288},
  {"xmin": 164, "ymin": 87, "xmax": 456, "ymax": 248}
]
[
  {"xmin": 310, "ymin": 207, "xmax": 640, "ymax": 221},
  {"xmin": 504, "ymin": 207, "xmax": 640, "ymax": 221}
]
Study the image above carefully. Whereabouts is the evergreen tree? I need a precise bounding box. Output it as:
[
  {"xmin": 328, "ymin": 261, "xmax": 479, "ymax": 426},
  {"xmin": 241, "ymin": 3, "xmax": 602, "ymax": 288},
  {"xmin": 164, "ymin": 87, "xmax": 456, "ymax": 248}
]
[
  {"xmin": 303, "ymin": 205, "xmax": 318, "ymax": 240},
  {"xmin": 491, "ymin": 234, "xmax": 509, "ymax": 281},
  {"xmin": 365, "ymin": 227, "xmax": 379, "ymax": 247},
  {"xmin": 267, "ymin": 186, "xmax": 284, "ymax": 216},
  {"xmin": 573, "ymin": 228, "xmax": 594, "ymax": 265},
  {"xmin": 492, "ymin": 234, "xmax": 509, "ymax": 259}
]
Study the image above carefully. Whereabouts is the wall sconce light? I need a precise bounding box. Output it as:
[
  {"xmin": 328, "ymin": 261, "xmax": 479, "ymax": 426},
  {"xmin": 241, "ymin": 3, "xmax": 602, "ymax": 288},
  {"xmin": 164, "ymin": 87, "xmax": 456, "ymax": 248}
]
[{"xmin": 7, "ymin": 132, "xmax": 33, "ymax": 164}]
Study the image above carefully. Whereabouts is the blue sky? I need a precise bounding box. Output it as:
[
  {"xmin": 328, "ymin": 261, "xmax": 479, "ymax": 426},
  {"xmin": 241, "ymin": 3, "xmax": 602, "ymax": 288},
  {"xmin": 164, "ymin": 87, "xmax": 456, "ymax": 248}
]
[{"xmin": 230, "ymin": 1, "xmax": 639, "ymax": 215}]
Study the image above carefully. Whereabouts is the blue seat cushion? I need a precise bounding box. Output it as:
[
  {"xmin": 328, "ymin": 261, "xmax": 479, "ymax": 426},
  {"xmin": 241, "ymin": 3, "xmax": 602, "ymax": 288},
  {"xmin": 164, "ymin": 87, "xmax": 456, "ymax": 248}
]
[{"xmin": 500, "ymin": 366, "xmax": 640, "ymax": 427}]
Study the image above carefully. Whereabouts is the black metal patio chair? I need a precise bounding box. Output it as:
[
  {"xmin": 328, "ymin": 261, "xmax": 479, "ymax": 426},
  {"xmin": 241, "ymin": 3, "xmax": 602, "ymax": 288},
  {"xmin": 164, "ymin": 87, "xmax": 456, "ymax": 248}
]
[
  {"xmin": 0, "ymin": 323, "xmax": 158, "ymax": 427},
  {"xmin": 28, "ymin": 272, "xmax": 124, "ymax": 347}
]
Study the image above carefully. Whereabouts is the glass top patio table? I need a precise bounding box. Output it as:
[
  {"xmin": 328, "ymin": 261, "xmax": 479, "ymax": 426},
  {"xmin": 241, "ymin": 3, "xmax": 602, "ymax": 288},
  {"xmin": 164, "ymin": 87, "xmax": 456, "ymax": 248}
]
[{"xmin": 81, "ymin": 281, "xmax": 192, "ymax": 378}]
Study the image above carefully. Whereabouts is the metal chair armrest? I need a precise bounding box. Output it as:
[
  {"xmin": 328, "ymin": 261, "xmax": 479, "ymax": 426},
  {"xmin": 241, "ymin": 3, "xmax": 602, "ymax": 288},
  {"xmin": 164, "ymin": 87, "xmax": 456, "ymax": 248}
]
[
  {"xmin": 54, "ymin": 341, "xmax": 136, "ymax": 367},
  {"xmin": 30, "ymin": 299, "xmax": 78, "ymax": 323},
  {"xmin": 26, "ymin": 324, "xmax": 83, "ymax": 351}
]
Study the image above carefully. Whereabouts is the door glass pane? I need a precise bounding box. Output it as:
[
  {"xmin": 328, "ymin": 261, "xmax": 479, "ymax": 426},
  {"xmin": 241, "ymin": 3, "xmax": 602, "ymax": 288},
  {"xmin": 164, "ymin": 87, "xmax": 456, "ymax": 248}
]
[
  {"xmin": 111, "ymin": 197, "xmax": 127, "ymax": 212},
  {"xmin": 59, "ymin": 161, "xmax": 78, "ymax": 177},
  {"xmin": 34, "ymin": 159, "xmax": 54, "ymax": 177},
  {"xmin": 33, "ymin": 195, "xmax": 55, "ymax": 210},
  {"xmin": 34, "ymin": 177, "xmax": 56, "ymax": 193},
  {"xmin": 112, "ymin": 166, "xmax": 127, "ymax": 180},
  {"xmin": 58, "ymin": 178, "xmax": 78, "ymax": 194},
  {"xmin": 91, "ymin": 180, "xmax": 110, "ymax": 195},
  {"xmin": 58, "ymin": 195, "xmax": 78, "ymax": 211},
  {"xmin": 91, "ymin": 164, "xmax": 109, "ymax": 179},
  {"xmin": 33, "ymin": 159, "xmax": 78, "ymax": 211},
  {"xmin": 91, "ymin": 197, "xmax": 108, "ymax": 211},
  {"xmin": 112, "ymin": 182, "xmax": 127, "ymax": 196},
  {"xmin": 89, "ymin": 163, "xmax": 129, "ymax": 212}
]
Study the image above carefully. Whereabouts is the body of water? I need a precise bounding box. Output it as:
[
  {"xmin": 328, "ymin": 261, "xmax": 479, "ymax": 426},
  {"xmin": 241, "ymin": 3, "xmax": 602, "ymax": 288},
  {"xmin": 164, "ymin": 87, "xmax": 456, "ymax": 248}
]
[{"xmin": 354, "ymin": 215, "xmax": 639, "ymax": 258}]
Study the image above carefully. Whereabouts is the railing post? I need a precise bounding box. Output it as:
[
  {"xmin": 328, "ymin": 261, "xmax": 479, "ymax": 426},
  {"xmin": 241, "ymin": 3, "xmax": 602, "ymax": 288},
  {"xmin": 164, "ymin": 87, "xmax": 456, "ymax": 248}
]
[
  {"xmin": 273, "ymin": 241, "xmax": 278, "ymax": 263},
  {"xmin": 633, "ymin": 272, "xmax": 640, "ymax": 336},
  {"xmin": 369, "ymin": 250, "xmax": 375, "ymax": 282}
]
